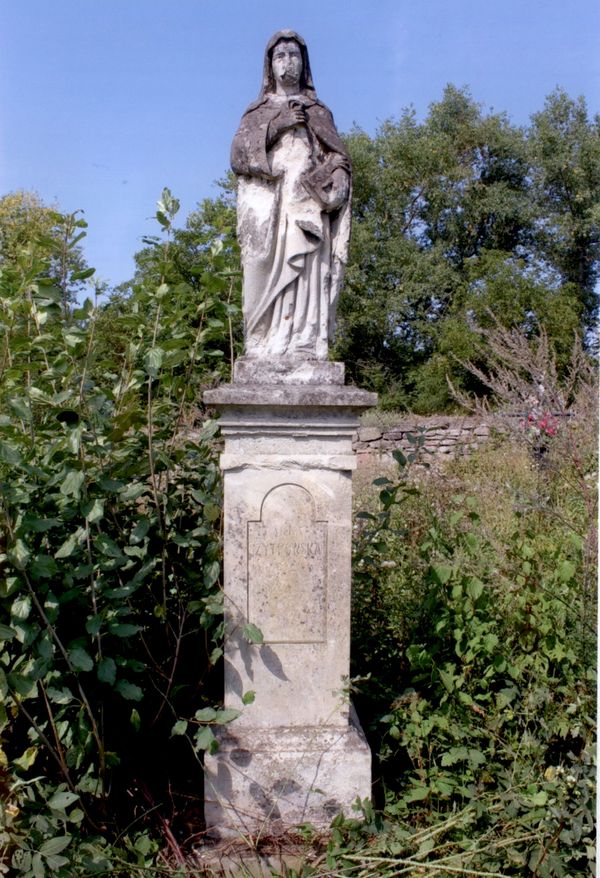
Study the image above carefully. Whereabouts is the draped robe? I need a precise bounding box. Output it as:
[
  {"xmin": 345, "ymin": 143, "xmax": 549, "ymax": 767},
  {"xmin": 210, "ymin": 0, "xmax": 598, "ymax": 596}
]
[{"xmin": 231, "ymin": 93, "xmax": 351, "ymax": 359}]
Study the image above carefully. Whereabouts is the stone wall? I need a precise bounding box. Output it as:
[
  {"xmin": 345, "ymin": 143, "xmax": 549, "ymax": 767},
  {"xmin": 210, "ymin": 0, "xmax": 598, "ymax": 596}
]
[{"xmin": 353, "ymin": 415, "xmax": 492, "ymax": 465}]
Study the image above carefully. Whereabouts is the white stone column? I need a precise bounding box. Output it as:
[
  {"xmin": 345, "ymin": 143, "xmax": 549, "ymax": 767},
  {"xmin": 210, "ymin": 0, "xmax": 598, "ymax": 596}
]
[{"xmin": 203, "ymin": 364, "xmax": 376, "ymax": 837}]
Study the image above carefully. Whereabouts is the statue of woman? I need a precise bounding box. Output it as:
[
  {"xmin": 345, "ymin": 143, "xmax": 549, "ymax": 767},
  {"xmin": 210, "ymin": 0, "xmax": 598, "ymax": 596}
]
[{"xmin": 231, "ymin": 30, "xmax": 351, "ymax": 360}]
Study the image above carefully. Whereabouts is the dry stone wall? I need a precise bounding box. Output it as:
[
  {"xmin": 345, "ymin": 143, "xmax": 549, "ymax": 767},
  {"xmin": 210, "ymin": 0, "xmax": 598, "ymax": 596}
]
[{"xmin": 353, "ymin": 415, "xmax": 492, "ymax": 465}]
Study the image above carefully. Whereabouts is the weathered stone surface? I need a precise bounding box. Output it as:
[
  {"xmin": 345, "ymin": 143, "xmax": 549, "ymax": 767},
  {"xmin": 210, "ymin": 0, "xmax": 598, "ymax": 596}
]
[
  {"xmin": 231, "ymin": 31, "xmax": 351, "ymax": 360},
  {"xmin": 234, "ymin": 357, "xmax": 345, "ymax": 386},
  {"xmin": 203, "ymin": 381, "xmax": 374, "ymax": 835},
  {"xmin": 204, "ymin": 383, "xmax": 376, "ymax": 410},
  {"xmin": 357, "ymin": 426, "xmax": 383, "ymax": 442},
  {"xmin": 205, "ymin": 709, "xmax": 371, "ymax": 838}
]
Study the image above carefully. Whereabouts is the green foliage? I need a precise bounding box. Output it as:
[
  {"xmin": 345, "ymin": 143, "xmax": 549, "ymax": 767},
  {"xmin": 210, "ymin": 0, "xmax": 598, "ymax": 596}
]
[
  {"xmin": 529, "ymin": 89, "xmax": 600, "ymax": 324},
  {"xmin": 113, "ymin": 176, "xmax": 243, "ymax": 380},
  {"xmin": 0, "ymin": 190, "xmax": 235, "ymax": 871},
  {"xmin": 0, "ymin": 191, "xmax": 94, "ymax": 316},
  {"xmin": 349, "ymin": 432, "xmax": 596, "ymax": 876},
  {"xmin": 335, "ymin": 87, "xmax": 599, "ymax": 411}
]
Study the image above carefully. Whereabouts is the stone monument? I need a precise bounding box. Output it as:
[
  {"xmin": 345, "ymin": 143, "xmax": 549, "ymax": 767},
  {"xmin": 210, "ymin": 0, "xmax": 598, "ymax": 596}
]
[{"xmin": 203, "ymin": 30, "xmax": 376, "ymax": 837}]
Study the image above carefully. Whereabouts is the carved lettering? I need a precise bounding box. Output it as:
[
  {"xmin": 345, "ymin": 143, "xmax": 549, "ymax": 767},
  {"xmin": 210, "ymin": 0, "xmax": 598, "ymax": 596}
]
[{"xmin": 248, "ymin": 484, "xmax": 327, "ymax": 643}]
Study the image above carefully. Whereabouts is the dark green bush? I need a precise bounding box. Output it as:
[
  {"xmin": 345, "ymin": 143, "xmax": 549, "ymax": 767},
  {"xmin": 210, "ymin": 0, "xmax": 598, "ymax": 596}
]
[
  {"xmin": 348, "ymin": 434, "xmax": 596, "ymax": 877},
  {"xmin": 0, "ymin": 192, "xmax": 238, "ymax": 873}
]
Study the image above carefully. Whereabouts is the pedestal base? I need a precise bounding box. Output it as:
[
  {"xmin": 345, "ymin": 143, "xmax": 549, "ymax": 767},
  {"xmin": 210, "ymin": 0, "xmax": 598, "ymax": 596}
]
[
  {"xmin": 233, "ymin": 357, "xmax": 345, "ymax": 386},
  {"xmin": 203, "ymin": 377, "xmax": 376, "ymax": 838},
  {"xmin": 204, "ymin": 707, "xmax": 371, "ymax": 839}
]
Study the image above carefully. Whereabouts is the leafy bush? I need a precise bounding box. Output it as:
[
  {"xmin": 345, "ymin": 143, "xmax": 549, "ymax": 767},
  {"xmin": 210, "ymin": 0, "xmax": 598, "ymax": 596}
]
[
  {"xmin": 0, "ymin": 191, "xmax": 239, "ymax": 873},
  {"xmin": 349, "ymin": 429, "xmax": 596, "ymax": 876}
]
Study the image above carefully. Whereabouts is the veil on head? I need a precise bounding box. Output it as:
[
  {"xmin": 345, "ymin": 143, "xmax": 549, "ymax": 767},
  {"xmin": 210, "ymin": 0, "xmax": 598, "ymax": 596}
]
[{"xmin": 258, "ymin": 30, "xmax": 316, "ymax": 99}]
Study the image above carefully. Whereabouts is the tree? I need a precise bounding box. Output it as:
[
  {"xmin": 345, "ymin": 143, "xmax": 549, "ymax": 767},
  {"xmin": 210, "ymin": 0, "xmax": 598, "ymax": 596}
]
[
  {"xmin": 334, "ymin": 87, "xmax": 595, "ymax": 411},
  {"xmin": 94, "ymin": 188, "xmax": 241, "ymax": 403},
  {"xmin": 0, "ymin": 190, "xmax": 93, "ymax": 315},
  {"xmin": 102, "ymin": 181, "xmax": 242, "ymax": 386},
  {"xmin": 528, "ymin": 89, "xmax": 600, "ymax": 327}
]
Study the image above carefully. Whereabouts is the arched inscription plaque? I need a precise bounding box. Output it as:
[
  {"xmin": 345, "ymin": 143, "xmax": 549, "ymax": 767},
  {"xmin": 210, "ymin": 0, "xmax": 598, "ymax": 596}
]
[{"xmin": 248, "ymin": 484, "xmax": 327, "ymax": 643}]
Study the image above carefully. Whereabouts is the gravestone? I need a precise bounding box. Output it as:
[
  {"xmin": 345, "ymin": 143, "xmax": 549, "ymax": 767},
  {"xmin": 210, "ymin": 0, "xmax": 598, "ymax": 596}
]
[{"xmin": 203, "ymin": 30, "xmax": 375, "ymax": 837}]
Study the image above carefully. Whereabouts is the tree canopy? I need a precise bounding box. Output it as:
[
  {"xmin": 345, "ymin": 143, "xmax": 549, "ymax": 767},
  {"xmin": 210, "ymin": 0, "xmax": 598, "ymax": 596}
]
[{"xmin": 334, "ymin": 86, "xmax": 599, "ymax": 410}]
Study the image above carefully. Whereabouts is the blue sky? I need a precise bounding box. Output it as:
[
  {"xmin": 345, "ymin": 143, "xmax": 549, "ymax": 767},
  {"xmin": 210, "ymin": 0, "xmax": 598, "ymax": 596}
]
[{"xmin": 1, "ymin": 0, "xmax": 599, "ymax": 289}]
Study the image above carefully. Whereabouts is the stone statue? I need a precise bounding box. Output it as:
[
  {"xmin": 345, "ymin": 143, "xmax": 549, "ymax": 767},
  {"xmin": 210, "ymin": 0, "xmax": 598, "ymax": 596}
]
[{"xmin": 231, "ymin": 30, "xmax": 351, "ymax": 360}]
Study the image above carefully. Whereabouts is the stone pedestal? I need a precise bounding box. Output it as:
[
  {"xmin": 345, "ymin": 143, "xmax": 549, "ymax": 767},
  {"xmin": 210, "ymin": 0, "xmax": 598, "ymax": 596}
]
[{"xmin": 203, "ymin": 361, "xmax": 376, "ymax": 838}]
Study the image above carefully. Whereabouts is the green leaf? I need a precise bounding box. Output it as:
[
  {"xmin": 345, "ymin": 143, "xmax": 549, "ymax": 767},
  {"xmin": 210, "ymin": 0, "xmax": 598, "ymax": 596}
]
[
  {"xmin": 243, "ymin": 623, "xmax": 264, "ymax": 645},
  {"xmin": 119, "ymin": 483, "xmax": 148, "ymax": 502},
  {"xmin": 171, "ymin": 719, "xmax": 188, "ymax": 737},
  {"xmin": 45, "ymin": 854, "xmax": 70, "ymax": 870},
  {"xmin": 30, "ymin": 553, "xmax": 58, "ymax": 579},
  {"xmin": 404, "ymin": 785, "xmax": 430, "ymax": 802},
  {"xmin": 84, "ymin": 498, "xmax": 105, "ymax": 523},
  {"xmin": 468, "ymin": 749, "xmax": 487, "ymax": 766},
  {"xmin": 48, "ymin": 791, "xmax": 79, "ymax": 811},
  {"xmin": 215, "ymin": 708, "xmax": 241, "ymax": 724},
  {"xmin": 557, "ymin": 560, "xmax": 576, "ymax": 582},
  {"xmin": 97, "ymin": 657, "xmax": 117, "ymax": 685},
  {"xmin": 8, "ymin": 397, "xmax": 31, "ymax": 422},
  {"xmin": 115, "ymin": 680, "xmax": 143, "ymax": 701},
  {"xmin": 8, "ymin": 539, "xmax": 30, "ymax": 570},
  {"xmin": 130, "ymin": 517, "xmax": 151, "ymax": 543},
  {"xmin": 431, "ymin": 564, "xmax": 453, "ymax": 585},
  {"xmin": 203, "ymin": 560, "xmax": 220, "ymax": 587},
  {"xmin": 46, "ymin": 686, "xmax": 73, "ymax": 704},
  {"xmin": 0, "ymin": 440, "xmax": 21, "ymax": 464},
  {"xmin": 195, "ymin": 726, "xmax": 217, "ymax": 752},
  {"xmin": 466, "ymin": 577, "xmax": 484, "ymax": 600},
  {"xmin": 109, "ymin": 623, "xmax": 143, "ymax": 637},
  {"xmin": 55, "ymin": 530, "xmax": 82, "ymax": 559},
  {"xmin": 130, "ymin": 708, "xmax": 141, "ymax": 731},
  {"xmin": 22, "ymin": 517, "xmax": 61, "ymax": 533},
  {"xmin": 439, "ymin": 668, "xmax": 455, "ymax": 693},
  {"xmin": 31, "ymin": 852, "xmax": 44, "ymax": 878},
  {"xmin": 71, "ymin": 267, "xmax": 95, "ymax": 281},
  {"xmin": 86, "ymin": 614, "xmax": 103, "ymax": 636},
  {"xmin": 143, "ymin": 347, "xmax": 164, "ymax": 377},
  {"xmin": 39, "ymin": 835, "xmax": 72, "ymax": 856},
  {"xmin": 11, "ymin": 595, "xmax": 31, "ymax": 621},
  {"xmin": 0, "ymin": 624, "xmax": 16, "ymax": 640},
  {"xmin": 69, "ymin": 647, "xmax": 94, "ymax": 672},
  {"xmin": 195, "ymin": 707, "xmax": 217, "ymax": 722},
  {"xmin": 242, "ymin": 690, "xmax": 256, "ymax": 705},
  {"xmin": 60, "ymin": 469, "xmax": 85, "ymax": 499},
  {"xmin": 14, "ymin": 745, "xmax": 38, "ymax": 770},
  {"xmin": 95, "ymin": 534, "xmax": 125, "ymax": 559},
  {"xmin": 64, "ymin": 331, "xmax": 86, "ymax": 348},
  {"xmin": 209, "ymin": 646, "xmax": 223, "ymax": 664},
  {"xmin": 8, "ymin": 672, "xmax": 36, "ymax": 698},
  {"xmin": 441, "ymin": 747, "xmax": 469, "ymax": 766}
]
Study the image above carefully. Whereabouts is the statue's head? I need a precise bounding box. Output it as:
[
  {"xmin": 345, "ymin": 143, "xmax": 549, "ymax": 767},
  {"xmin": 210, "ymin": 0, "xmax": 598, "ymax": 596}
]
[{"xmin": 259, "ymin": 30, "xmax": 316, "ymax": 98}]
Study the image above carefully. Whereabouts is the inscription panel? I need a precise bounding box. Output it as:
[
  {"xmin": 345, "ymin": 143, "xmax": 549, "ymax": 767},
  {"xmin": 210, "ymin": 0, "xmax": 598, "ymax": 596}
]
[{"xmin": 248, "ymin": 484, "xmax": 327, "ymax": 643}]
